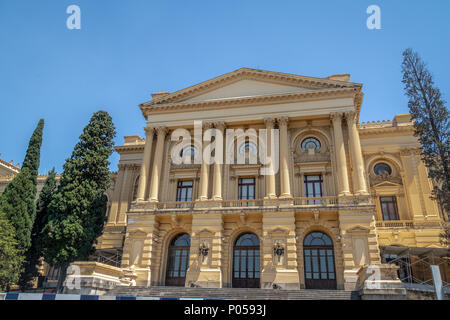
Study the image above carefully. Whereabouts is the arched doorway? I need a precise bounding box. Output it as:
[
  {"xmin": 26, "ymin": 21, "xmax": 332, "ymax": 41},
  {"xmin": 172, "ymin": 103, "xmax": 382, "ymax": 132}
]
[
  {"xmin": 303, "ymin": 231, "xmax": 337, "ymax": 289},
  {"xmin": 232, "ymin": 233, "xmax": 260, "ymax": 288},
  {"xmin": 165, "ymin": 233, "xmax": 190, "ymax": 286}
]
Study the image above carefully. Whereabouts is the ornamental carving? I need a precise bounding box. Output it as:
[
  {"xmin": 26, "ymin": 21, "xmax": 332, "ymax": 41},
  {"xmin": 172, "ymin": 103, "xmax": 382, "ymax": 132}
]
[{"xmin": 369, "ymin": 172, "xmax": 403, "ymax": 186}]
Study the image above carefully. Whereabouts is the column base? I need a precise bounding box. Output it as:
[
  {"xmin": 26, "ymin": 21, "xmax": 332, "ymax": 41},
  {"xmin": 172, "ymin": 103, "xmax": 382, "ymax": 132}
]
[{"xmin": 356, "ymin": 264, "xmax": 407, "ymax": 300}]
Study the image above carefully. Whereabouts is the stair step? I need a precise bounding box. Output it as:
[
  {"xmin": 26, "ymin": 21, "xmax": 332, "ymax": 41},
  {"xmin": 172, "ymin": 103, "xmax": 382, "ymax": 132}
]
[{"xmin": 108, "ymin": 286, "xmax": 359, "ymax": 300}]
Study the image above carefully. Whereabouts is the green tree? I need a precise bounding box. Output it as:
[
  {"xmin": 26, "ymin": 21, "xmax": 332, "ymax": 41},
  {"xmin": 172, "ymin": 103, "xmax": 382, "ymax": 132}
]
[
  {"xmin": 0, "ymin": 119, "xmax": 44, "ymax": 253},
  {"xmin": 22, "ymin": 119, "xmax": 44, "ymax": 185},
  {"xmin": 42, "ymin": 111, "xmax": 116, "ymax": 289},
  {"xmin": 0, "ymin": 210, "xmax": 24, "ymax": 291},
  {"xmin": 401, "ymin": 49, "xmax": 450, "ymax": 219},
  {"xmin": 18, "ymin": 168, "xmax": 57, "ymax": 290}
]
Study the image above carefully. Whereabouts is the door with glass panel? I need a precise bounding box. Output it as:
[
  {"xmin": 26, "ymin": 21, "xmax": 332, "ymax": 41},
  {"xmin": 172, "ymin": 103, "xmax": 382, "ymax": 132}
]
[
  {"xmin": 176, "ymin": 180, "xmax": 193, "ymax": 208},
  {"xmin": 232, "ymin": 233, "xmax": 260, "ymax": 288},
  {"xmin": 304, "ymin": 175, "xmax": 323, "ymax": 204},
  {"xmin": 303, "ymin": 232, "xmax": 336, "ymax": 289},
  {"xmin": 165, "ymin": 233, "xmax": 190, "ymax": 286},
  {"xmin": 238, "ymin": 178, "xmax": 255, "ymax": 207}
]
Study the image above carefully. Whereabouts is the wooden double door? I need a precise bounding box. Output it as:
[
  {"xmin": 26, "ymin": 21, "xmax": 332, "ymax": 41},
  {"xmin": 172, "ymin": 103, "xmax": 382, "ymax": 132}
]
[
  {"xmin": 303, "ymin": 232, "xmax": 337, "ymax": 290},
  {"xmin": 165, "ymin": 233, "xmax": 190, "ymax": 287},
  {"xmin": 232, "ymin": 233, "xmax": 260, "ymax": 288}
]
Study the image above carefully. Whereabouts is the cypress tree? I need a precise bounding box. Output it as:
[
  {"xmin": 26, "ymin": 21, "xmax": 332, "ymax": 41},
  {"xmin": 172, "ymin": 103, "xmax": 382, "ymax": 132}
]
[
  {"xmin": 0, "ymin": 209, "xmax": 24, "ymax": 291},
  {"xmin": 401, "ymin": 49, "xmax": 450, "ymax": 219},
  {"xmin": 42, "ymin": 111, "xmax": 116, "ymax": 287},
  {"xmin": 18, "ymin": 168, "xmax": 57, "ymax": 290},
  {"xmin": 22, "ymin": 119, "xmax": 44, "ymax": 185},
  {"xmin": 0, "ymin": 119, "xmax": 44, "ymax": 253}
]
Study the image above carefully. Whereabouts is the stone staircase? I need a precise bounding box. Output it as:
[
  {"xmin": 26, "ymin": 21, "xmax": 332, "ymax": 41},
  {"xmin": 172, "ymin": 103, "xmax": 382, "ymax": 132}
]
[{"xmin": 109, "ymin": 286, "xmax": 360, "ymax": 300}]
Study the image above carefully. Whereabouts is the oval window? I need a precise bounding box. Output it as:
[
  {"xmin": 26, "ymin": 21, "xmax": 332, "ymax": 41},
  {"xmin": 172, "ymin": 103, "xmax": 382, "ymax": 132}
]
[
  {"xmin": 374, "ymin": 163, "xmax": 392, "ymax": 175},
  {"xmin": 239, "ymin": 141, "xmax": 257, "ymax": 154},
  {"xmin": 301, "ymin": 137, "xmax": 321, "ymax": 151}
]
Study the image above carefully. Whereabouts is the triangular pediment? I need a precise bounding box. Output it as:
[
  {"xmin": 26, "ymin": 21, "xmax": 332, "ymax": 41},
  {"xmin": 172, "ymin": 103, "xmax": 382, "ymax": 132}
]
[
  {"xmin": 142, "ymin": 68, "xmax": 361, "ymax": 106},
  {"xmin": 373, "ymin": 180, "xmax": 402, "ymax": 188}
]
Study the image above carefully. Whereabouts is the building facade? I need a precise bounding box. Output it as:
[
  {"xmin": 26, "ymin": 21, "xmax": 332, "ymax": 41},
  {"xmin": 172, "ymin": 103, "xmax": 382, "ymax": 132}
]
[
  {"xmin": 2, "ymin": 68, "xmax": 447, "ymax": 294},
  {"xmin": 92, "ymin": 68, "xmax": 447, "ymax": 292}
]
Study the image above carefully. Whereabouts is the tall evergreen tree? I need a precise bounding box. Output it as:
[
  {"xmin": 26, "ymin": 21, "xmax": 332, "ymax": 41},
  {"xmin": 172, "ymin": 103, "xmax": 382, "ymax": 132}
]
[
  {"xmin": 0, "ymin": 119, "xmax": 44, "ymax": 253},
  {"xmin": 0, "ymin": 209, "xmax": 24, "ymax": 291},
  {"xmin": 401, "ymin": 49, "xmax": 450, "ymax": 219},
  {"xmin": 18, "ymin": 168, "xmax": 57, "ymax": 290},
  {"xmin": 22, "ymin": 119, "xmax": 44, "ymax": 185},
  {"xmin": 42, "ymin": 111, "xmax": 116, "ymax": 288}
]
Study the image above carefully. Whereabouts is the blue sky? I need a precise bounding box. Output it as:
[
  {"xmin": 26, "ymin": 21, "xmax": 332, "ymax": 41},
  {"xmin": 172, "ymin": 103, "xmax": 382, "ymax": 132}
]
[{"xmin": 0, "ymin": 0, "xmax": 449, "ymax": 174}]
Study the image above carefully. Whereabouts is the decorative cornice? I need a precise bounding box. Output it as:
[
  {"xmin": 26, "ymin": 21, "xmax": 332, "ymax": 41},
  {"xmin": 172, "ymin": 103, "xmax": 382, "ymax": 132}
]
[{"xmin": 140, "ymin": 87, "xmax": 360, "ymax": 117}]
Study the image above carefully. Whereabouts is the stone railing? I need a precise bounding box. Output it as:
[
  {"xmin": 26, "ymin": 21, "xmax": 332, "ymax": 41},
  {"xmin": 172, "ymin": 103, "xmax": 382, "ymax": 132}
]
[
  {"xmin": 131, "ymin": 196, "xmax": 349, "ymax": 212},
  {"xmin": 375, "ymin": 220, "xmax": 443, "ymax": 229}
]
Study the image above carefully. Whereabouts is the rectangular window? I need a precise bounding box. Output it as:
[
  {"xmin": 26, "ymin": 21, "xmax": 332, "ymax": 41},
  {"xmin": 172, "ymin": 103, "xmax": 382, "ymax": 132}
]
[
  {"xmin": 176, "ymin": 180, "xmax": 193, "ymax": 202},
  {"xmin": 304, "ymin": 175, "xmax": 323, "ymax": 204},
  {"xmin": 238, "ymin": 178, "xmax": 255, "ymax": 206},
  {"xmin": 380, "ymin": 196, "xmax": 399, "ymax": 221}
]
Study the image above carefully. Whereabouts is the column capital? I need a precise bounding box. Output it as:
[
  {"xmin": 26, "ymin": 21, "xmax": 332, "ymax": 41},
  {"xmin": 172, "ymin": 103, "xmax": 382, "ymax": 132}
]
[
  {"xmin": 277, "ymin": 116, "xmax": 289, "ymax": 127},
  {"xmin": 330, "ymin": 112, "xmax": 343, "ymax": 123},
  {"xmin": 202, "ymin": 121, "xmax": 214, "ymax": 129},
  {"xmin": 264, "ymin": 117, "xmax": 276, "ymax": 129},
  {"xmin": 213, "ymin": 121, "xmax": 226, "ymax": 131},
  {"xmin": 345, "ymin": 111, "xmax": 357, "ymax": 124},
  {"xmin": 144, "ymin": 126, "xmax": 155, "ymax": 135},
  {"xmin": 155, "ymin": 126, "xmax": 168, "ymax": 136}
]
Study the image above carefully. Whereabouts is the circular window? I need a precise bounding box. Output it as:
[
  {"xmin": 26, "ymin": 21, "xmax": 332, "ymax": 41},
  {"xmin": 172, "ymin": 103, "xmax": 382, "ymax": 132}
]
[
  {"xmin": 301, "ymin": 137, "xmax": 321, "ymax": 151},
  {"xmin": 239, "ymin": 141, "xmax": 257, "ymax": 154},
  {"xmin": 374, "ymin": 163, "xmax": 392, "ymax": 175},
  {"xmin": 180, "ymin": 145, "xmax": 197, "ymax": 158}
]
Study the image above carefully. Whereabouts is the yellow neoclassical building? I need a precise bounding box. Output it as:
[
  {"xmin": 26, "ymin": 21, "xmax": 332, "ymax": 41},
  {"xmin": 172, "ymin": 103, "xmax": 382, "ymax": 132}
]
[
  {"xmin": 1, "ymin": 68, "xmax": 447, "ymax": 297},
  {"xmin": 87, "ymin": 68, "xmax": 448, "ymax": 296}
]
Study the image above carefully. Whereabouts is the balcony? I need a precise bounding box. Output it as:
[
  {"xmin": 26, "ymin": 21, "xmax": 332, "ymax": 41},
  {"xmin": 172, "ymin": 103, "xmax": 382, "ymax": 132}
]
[
  {"xmin": 130, "ymin": 196, "xmax": 374, "ymax": 214},
  {"xmin": 375, "ymin": 220, "xmax": 443, "ymax": 229}
]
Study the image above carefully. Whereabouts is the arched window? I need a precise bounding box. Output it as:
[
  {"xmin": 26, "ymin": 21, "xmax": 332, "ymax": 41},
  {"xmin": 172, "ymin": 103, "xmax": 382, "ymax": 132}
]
[
  {"xmin": 374, "ymin": 162, "xmax": 392, "ymax": 175},
  {"xmin": 239, "ymin": 141, "xmax": 257, "ymax": 155},
  {"xmin": 303, "ymin": 231, "xmax": 336, "ymax": 289},
  {"xmin": 233, "ymin": 233, "xmax": 260, "ymax": 288},
  {"xmin": 165, "ymin": 233, "xmax": 191, "ymax": 286},
  {"xmin": 301, "ymin": 137, "xmax": 321, "ymax": 151}
]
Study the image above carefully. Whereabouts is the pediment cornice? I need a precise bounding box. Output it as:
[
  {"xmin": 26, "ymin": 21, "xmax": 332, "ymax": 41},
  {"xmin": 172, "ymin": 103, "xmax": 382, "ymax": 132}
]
[
  {"xmin": 140, "ymin": 68, "xmax": 362, "ymax": 108},
  {"xmin": 140, "ymin": 87, "xmax": 361, "ymax": 118}
]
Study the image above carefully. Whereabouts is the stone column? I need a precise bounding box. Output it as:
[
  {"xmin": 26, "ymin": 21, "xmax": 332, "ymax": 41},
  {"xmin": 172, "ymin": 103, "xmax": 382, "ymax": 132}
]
[
  {"xmin": 212, "ymin": 122, "xmax": 225, "ymax": 200},
  {"xmin": 136, "ymin": 127, "xmax": 155, "ymax": 201},
  {"xmin": 346, "ymin": 111, "xmax": 368, "ymax": 195},
  {"xmin": 107, "ymin": 164, "xmax": 125, "ymax": 225},
  {"xmin": 264, "ymin": 118, "xmax": 277, "ymax": 199},
  {"xmin": 331, "ymin": 112, "xmax": 350, "ymax": 196},
  {"xmin": 148, "ymin": 126, "xmax": 167, "ymax": 202},
  {"xmin": 198, "ymin": 122, "xmax": 212, "ymax": 201},
  {"xmin": 278, "ymin": 117, "xmax": 292, "ymax": 198}
]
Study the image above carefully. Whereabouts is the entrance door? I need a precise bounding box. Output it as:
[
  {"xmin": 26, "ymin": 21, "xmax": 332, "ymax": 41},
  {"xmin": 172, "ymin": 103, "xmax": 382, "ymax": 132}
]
[
  {"xmin": 165, "ymin": 233, "xmax": 190, "ymax": 286},
  {"xmin": 303, "ymin": 232, "xmax": 337, "ymax": 289},
  {"xmin": 232, "ymin": 233, "xmax": 260, "ymax": 288}
]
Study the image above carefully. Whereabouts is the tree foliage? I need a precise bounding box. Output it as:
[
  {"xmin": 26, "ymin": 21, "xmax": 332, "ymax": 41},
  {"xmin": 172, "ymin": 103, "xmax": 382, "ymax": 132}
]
[
  {"xmin": 401, "ymin": 49, "xmax": 450, "ymax": 218},
  {"xmin": 18, "ymin": 168, "xmax": 57, "ymax": 290},
  {"xmin": 22, "ymin": 119, "xmax": 44, "ymax": 185},
  {"xmin": 42, "ymin": 111, "xmax": 116, "ymax": 267},
  {"xmin": 0, "ymin": 210, "xmax": 24, "ymax": 291}
]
